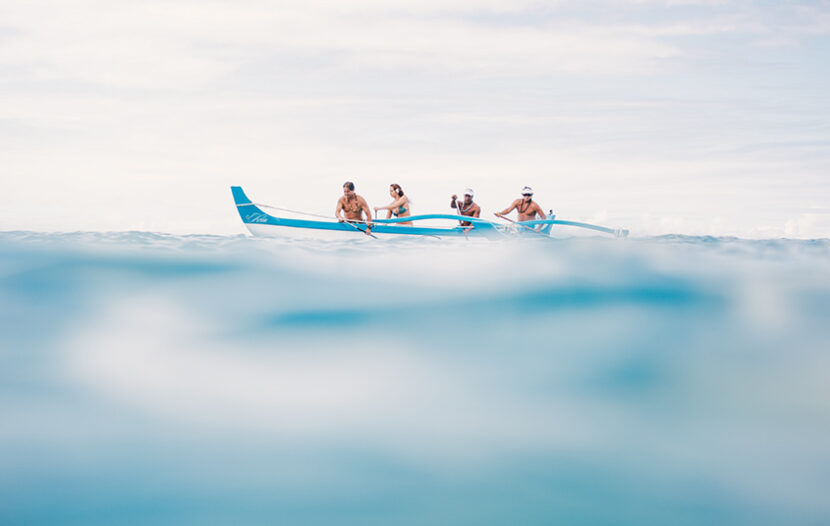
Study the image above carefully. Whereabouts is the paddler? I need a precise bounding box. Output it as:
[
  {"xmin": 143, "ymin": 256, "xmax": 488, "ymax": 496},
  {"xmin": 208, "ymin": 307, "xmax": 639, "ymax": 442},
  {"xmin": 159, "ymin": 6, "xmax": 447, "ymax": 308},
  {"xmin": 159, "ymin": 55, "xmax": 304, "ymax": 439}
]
[
  {"xmin": 450, "ymin": 188, "xmax": 481, "ymax": 227},
  {"xmin": 374, "ymin": 183, "xmax": 412, "ymax": 225},
  {"xmin": 335, "ymin": 181, "xmax": 374, "ymax": 234},
  {"xmin": 495, "ymin": 186, "xmax": 547, "ymax": 225}
]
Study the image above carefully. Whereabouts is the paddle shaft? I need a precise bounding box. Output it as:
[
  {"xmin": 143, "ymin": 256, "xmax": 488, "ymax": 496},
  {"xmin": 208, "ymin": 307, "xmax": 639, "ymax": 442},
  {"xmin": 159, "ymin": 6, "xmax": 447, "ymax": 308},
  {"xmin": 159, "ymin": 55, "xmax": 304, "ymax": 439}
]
[
  {"xmin": 343, "ymin": 220, "xmax": 378, "ymax": 239},
  {"xmin": 495, "ymin": 214, "xmax": 550, "ymax": 238}
]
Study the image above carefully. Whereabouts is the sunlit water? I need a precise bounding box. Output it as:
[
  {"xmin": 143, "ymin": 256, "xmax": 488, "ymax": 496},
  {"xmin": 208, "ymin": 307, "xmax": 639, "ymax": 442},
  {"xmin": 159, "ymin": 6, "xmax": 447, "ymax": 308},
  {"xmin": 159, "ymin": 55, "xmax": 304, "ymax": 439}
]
[{"xmin": 1, "ymin": 231, "xmax": 829, "ymax": 525}]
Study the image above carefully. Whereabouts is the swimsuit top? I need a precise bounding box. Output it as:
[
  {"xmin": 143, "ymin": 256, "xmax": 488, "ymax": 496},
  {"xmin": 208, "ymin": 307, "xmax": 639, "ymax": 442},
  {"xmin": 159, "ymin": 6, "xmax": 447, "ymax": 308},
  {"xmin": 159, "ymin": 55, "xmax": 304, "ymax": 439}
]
[{"xmin": 392, "ymin": 199, "xmax": 409, "ymax": 217}]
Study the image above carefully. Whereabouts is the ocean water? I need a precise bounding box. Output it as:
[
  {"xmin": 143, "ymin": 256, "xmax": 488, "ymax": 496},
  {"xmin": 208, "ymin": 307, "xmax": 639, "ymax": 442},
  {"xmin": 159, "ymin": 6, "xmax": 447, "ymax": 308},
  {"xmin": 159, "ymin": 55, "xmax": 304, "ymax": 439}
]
[{"xmin": 1, "ymin": 231, "xmax": 829, "ymax": 525}]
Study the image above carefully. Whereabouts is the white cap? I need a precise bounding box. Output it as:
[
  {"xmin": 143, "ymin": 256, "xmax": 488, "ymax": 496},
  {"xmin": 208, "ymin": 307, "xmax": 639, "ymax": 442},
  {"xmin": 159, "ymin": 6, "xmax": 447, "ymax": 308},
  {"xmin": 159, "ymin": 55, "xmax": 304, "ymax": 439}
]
[
  {"xmin": 522, "ymin": 186, "xmax": 533, "ymax": 195},
  {"xmin": 463, "ymin": 188, "xmax": 474, "ymax": 197}
]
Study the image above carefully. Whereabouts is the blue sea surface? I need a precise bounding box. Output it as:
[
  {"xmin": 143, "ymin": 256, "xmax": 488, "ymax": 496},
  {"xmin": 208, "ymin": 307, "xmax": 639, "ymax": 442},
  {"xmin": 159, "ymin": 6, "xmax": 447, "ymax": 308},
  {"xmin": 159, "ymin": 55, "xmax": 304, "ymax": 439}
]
[{"xmin": 1, "ymin": 232, "xmax": 829, "ymax": 525}]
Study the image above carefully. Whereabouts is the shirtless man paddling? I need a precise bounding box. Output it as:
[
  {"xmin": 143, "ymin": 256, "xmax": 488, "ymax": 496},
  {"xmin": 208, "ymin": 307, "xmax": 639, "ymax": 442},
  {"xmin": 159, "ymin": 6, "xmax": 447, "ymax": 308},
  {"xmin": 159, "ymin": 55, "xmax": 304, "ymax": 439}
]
[
  {"xmin": 451, "ymin": 188, "xmax": 481, "ymax": 229},
  {"xmin": 495, "ymin": 186, "xmax": 546, "ymax": 226},
  {"xmin": 335, "ymin": 181, "xmax": 374, "ymax": 234}
]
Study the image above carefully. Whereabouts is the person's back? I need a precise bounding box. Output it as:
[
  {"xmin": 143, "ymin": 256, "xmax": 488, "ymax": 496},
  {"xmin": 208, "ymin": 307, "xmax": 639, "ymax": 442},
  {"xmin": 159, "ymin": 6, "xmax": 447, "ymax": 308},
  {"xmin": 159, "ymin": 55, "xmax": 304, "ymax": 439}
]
[{"xmin": 374, "ymin": 183, "xmax": 412, "ymax": 226}]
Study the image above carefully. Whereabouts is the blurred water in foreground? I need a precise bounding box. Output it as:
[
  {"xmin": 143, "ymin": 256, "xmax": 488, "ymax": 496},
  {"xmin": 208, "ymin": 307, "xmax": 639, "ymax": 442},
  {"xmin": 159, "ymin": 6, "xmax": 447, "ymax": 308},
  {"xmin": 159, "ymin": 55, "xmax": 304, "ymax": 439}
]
[{"xmin": 1, "ymin": 231, "xmax": 829, "ymax": 525}]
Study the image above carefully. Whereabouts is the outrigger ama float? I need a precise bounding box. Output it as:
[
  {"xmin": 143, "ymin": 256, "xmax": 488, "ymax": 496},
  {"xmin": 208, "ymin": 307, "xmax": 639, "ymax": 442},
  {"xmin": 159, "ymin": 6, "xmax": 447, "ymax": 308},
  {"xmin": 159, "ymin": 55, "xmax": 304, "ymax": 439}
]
[{"xmin": 231, "ymin": 186, "xmax": 628, "ymax": 240}]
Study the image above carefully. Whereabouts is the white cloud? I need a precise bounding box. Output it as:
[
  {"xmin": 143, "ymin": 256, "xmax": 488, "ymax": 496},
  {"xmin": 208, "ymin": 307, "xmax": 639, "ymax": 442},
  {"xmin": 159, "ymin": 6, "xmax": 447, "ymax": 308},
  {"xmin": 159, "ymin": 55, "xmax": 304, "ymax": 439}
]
[
  {"xmin": 0, "ymin": 0, "xmax": 828, "ymax": 236},
  {"xmin": 0, "ymin": 1, "xmax": 683, "ymax": 90}
]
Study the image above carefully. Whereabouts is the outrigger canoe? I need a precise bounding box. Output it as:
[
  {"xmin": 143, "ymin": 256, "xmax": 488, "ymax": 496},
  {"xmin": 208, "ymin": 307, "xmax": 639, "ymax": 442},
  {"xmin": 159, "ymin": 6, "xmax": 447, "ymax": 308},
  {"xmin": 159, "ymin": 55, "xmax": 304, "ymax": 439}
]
[{"xmin": 231, "ymin": 186, "xmax": 628, "ymax": 240}]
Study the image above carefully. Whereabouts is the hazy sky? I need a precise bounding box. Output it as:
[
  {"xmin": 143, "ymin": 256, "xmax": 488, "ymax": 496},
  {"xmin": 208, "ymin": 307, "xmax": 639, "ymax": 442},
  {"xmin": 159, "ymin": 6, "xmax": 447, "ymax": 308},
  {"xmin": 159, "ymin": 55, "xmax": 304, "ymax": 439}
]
[{"xmin": 2, "ymin": 0, "xmax": 829, "ymax": 237}]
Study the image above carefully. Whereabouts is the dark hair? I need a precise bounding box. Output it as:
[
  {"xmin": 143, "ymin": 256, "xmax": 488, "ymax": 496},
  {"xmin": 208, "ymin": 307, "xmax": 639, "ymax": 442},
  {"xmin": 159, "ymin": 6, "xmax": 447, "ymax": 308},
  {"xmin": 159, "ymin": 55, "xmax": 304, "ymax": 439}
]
[
  {"xmin": 343, "ymin": 181, "xmax": 355, "ymax": 191},
  {"xmin": 390, "ymin": 183, "xmax": 404, "ymax": 197}
]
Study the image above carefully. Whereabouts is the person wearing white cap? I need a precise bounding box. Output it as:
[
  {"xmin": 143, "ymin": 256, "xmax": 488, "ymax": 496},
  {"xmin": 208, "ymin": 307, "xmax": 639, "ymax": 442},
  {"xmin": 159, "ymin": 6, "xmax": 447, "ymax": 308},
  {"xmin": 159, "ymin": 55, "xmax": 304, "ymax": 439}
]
[
  {"xmin": 495, "ymin": 186, "xmax": 546, "ymax": 223},
  {"xmin": 450, "ymin": 188, "xmax": 480, "ymax": 228}
]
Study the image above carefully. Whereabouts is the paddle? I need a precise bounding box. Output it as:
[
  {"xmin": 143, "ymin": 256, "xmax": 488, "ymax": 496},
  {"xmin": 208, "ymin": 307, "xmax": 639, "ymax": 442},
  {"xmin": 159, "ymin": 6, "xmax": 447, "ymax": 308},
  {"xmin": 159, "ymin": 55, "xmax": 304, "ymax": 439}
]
[
  {"xmin": 494, "ymin": 213, "xmax": 551, "ymax": 239},
  {"xmin": 342, "ymin": 220, "xmax": 378, "ymax": 239}
]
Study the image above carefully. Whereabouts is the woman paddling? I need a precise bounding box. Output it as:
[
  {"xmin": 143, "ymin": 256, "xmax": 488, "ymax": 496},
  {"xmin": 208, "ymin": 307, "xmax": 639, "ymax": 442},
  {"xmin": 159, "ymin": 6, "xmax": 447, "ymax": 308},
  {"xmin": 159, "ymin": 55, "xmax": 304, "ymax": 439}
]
[{"xmin": 374, "ymin": 183, "xmax": 413, "ymax": 226}]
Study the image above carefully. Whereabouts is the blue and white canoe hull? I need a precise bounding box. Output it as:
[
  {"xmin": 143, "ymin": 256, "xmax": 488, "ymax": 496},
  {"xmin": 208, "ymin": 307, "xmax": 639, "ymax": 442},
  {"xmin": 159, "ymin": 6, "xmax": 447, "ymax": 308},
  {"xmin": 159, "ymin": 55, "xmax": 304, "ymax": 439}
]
[
  {"xmin": 231, "ymin": 186, "xmax": 498, "ymax": 240},
  {"xmin": 242, "ymin": 221, "xmax": 467, "ymax": 240},
  {"xmin": 231, "ymin": 186, "xmax": 628, "ymax": 240}
]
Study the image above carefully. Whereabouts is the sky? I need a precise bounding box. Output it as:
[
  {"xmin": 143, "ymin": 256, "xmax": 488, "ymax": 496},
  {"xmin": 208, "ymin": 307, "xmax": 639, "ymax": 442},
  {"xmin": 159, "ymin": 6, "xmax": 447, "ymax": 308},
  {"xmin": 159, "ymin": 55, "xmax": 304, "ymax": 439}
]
[{"xmin": 1, "ymin": 0, "xmax": 829, "ymax": 237}]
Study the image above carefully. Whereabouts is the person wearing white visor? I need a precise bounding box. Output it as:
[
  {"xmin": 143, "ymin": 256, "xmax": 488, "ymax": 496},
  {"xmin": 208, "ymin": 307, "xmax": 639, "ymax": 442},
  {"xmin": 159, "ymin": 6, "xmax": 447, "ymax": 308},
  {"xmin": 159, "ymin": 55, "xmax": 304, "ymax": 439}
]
[
  {"xmin": 495, "ymin": 186, "xmax": 546, "ymax": 224},
  {"xmin": 450, "ymin": 188, "xmax": 481, "ymax": 228}
]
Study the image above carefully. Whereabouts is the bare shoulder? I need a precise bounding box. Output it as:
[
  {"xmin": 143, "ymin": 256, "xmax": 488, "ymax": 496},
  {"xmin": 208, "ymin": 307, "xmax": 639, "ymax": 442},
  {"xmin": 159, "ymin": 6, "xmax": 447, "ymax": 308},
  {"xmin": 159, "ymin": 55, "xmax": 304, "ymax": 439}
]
[{"xmin": 357, "ymin": 195, "xmax": 369, "ymax": 205}]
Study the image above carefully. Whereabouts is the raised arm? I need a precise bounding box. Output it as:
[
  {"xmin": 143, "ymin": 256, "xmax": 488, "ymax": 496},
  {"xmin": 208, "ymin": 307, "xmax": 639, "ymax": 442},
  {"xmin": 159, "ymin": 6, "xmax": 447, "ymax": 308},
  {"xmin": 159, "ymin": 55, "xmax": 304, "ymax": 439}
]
[
  {"xmin": 450, "ymin": 195, "xmax": 458, "ymax": 209},
  {"xmin": 375, "ymin": 196, "xmax": 407, "ymax": 211},
  {"xmin": 495, "ymin": 199, "xmax": 519, "ymax": 217}
]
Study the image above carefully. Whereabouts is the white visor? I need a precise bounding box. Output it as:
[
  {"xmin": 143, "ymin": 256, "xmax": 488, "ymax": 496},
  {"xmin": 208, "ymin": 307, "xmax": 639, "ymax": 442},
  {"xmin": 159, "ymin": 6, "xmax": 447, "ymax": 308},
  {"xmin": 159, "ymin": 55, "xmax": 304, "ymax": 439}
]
[
  {"xmin": 463, "ymin": 188, "xmax": 474, "ymax": 197},
  {"xmin": 522, "ymin": 186, "xmax": 533, "ymax": 195}
]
